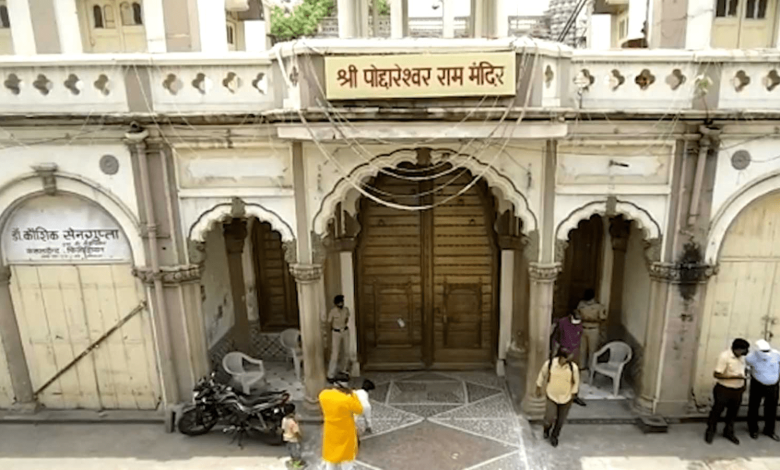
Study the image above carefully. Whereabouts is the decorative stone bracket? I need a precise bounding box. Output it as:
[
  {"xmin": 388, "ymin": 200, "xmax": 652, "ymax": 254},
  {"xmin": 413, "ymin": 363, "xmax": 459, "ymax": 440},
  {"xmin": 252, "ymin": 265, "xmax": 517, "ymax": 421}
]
[
  {"xmin": 31, "ymin": 163, "xmax": 58, "ymax": 196},
  {"xmin": 289, "ymin": 264, "xmax": 323, "ymax": 284},
  {"xmin": 648, "ymin": 262, "xmax": 719, "ymax": 284},
  {"xmin": 528, "ymin": 262, "xmax": 562, "ymax": 282},
  {"xmin": 133, "ymin": 264, "xmax": 202, "ymax": 285}
]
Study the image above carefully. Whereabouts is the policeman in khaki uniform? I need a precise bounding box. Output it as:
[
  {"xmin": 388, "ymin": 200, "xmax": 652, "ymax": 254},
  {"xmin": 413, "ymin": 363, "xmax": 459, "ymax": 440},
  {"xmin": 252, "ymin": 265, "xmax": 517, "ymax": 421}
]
[
  {"xmin": 575, "ymin": 288, "xmax": 607, "ymax": 371},
  {"xmin": 327, "ymin": 295, "xmax": 350, "ymax": 380}
]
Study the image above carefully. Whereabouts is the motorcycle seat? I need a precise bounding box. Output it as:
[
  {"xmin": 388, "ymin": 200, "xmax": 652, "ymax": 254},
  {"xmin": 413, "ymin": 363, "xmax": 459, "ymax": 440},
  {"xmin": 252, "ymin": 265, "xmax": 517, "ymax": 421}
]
[{"xmin": 237, "ymin": 390, "xmax": 287, "ymax": 407}]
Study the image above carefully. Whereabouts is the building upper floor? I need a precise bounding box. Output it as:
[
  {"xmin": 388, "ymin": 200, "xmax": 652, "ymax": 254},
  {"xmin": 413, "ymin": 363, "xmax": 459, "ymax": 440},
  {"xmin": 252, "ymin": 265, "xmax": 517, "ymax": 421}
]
[
  {"xmin": 591, "ymin": 0, "xmax": 780, "ymax": 50},
  {"xmin": 2, "ymin": 38, "xmax": 780, "ymax": 119},
  {"xmin": 0, "ymin": 0, "xmax": 272, "ymax": 56}
]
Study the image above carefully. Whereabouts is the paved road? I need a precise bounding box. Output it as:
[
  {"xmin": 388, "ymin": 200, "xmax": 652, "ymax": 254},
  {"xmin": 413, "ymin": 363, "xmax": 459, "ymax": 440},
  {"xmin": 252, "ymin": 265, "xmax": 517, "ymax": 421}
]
[{"xmin": 1, "ymin": 371, "xmax": 779, "ymax": 470}]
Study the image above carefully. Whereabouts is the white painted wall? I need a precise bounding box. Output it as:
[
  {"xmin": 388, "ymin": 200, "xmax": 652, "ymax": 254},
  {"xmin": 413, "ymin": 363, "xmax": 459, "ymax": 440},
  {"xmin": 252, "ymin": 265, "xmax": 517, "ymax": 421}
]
[
  {"xmin": 621, "ymin": 221, "xmax": 650, "ymax": 343},
  {"xmin": 0, "ymin": 143, "xmax": 139, "ymax": 220},
  {"xmin": 201, "ymin": 228, "xmax": 235, "ymax": 348},
  {"xmin": 197, "ymin": 0, "xmax": 228, "ymax": 52},
  {"xmin": 588, "ymin": 14, "xmax": 612, "ymax": 50},
  {"xmin": 6, "ymin": 0, "xmax": 35, "ymax": 55}
]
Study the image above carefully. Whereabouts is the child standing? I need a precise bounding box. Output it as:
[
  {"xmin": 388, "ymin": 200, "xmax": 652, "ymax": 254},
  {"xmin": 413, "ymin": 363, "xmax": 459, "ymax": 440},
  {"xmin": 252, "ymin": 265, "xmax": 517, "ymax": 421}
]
[{"xmin": 281, "ymin": 403, "xmax": 305, "ymax": 468}]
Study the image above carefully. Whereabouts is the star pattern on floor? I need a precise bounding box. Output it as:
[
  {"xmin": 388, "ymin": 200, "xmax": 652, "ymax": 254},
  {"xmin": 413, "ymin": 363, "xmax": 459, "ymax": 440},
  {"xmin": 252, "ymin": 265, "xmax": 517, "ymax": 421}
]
[{"xmin": 352, "ymin": 371, "xmax": 528, "ymax": 470}]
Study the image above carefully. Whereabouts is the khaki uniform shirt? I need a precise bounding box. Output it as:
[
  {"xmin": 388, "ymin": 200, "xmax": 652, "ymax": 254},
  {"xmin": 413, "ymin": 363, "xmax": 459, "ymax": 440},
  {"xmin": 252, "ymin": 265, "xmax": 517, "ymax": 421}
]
[
  {"xmin": 536, "ymin": 359, "xmax": 580, "ymax": 405},
  {"xmin": 328, "ymin": 306, "xmax": 350, "ymax": 330},
  {"xmin": 715, "ymin": 349, "xmax": 747, "ymax": 389},
  {"xmin": 577, "ymin": 299, "xmax": 606, "ymax": 325}
]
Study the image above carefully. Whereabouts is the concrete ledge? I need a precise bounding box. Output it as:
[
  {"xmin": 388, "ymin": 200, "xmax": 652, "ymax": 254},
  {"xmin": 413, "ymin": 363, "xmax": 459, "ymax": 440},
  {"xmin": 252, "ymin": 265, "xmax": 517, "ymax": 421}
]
[{"xmin": 0, "ymin": 409, "xmax": 165, "ymax": 425}]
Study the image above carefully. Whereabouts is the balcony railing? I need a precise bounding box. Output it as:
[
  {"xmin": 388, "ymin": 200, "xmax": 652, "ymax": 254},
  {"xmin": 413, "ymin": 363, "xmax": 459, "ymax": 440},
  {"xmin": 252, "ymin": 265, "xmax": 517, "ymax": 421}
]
[
  {"xmin": 316, "ymin": 15, "xmax": 548, "ymax": 39},
  {"xmin": 1, "ymin": 42, "xmax": 780, "ymax": 116}
]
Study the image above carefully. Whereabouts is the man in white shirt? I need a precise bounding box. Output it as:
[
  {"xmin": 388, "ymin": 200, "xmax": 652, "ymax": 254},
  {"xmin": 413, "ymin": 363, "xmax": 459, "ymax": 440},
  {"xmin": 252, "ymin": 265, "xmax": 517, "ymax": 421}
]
[
  {"xmin": 354, "ymin": 379, "xmax": 375, "ymax": 435},
  {"xmin": 327, "ymin": 295, "xmax": 351, "ymax": 380},
  {"xmin": 746, "ymin": 339, "xmax": 780, "ymax": 441}
]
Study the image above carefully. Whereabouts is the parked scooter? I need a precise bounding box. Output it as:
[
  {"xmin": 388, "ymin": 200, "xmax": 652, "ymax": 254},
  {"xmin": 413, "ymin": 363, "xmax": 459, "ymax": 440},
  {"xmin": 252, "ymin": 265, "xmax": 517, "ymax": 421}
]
[{"xmin": 177, "ymin": 372, "xmax": 291, "ymax": 447}]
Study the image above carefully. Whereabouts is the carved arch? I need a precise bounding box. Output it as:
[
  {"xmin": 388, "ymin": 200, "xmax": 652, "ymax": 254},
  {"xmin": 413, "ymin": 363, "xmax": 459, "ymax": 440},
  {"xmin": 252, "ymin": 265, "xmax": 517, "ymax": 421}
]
[
  {"xmin": 556, "ymin": 199, "xmax": 662, "ymax": 242},
  {"xmin": 188, "ymin": 201, "xmax": 295, "ymax": 244},
  {"xmin": 707, "ymin": 170, "xmax": 780, "ymax": 264},
  {"xmin": 0, "ymin": 172, "xmax": 144, "ymax": 266},
  {"xmin": 312, "ymin": 147, "xmax": 538, "ymax": 236}
]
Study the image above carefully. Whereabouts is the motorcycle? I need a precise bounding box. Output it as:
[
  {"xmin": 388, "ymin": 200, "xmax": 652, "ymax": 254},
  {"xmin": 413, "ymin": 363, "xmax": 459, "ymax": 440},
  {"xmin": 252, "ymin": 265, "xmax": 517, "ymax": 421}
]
[{"xmin": 177, "ymin": 372, "xmax": 292, "ymax": 447}]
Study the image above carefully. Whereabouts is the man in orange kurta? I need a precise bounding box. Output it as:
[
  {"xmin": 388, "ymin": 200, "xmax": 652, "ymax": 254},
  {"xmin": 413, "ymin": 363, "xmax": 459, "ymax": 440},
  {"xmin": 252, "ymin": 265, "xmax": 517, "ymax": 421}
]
[{"xmin": 319, "ymin": 384, "xmax": 363, "ymax": 469}]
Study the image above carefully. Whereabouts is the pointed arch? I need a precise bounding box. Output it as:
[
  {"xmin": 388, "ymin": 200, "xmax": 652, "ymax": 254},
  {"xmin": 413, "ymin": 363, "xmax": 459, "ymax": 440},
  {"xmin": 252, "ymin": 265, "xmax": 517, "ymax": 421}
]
[
  {"xmin": 556, "ymin": 199, "xmax": 661, "ymax": 241},
  {"xmin": 188, "ymin": 201, "xmax": 295, "ymax": 244},
  {"xmin": 312, "ymin": 147, "xmax": 538, "ymax": 236}
]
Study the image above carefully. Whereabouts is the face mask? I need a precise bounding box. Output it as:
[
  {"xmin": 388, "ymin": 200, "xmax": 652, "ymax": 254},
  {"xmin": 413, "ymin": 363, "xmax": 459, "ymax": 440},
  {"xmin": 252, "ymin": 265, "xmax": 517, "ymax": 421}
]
[{"xmin": 571, "ymin": 317, "xmax": 581, "ymax": 325}]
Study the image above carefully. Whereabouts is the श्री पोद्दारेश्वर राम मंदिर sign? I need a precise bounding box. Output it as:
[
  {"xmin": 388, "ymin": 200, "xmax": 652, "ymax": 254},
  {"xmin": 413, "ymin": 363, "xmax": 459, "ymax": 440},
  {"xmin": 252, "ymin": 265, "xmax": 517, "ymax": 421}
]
[{"xmin": 324, "ymin": 52, "xmax": 516, "ymax": 100}]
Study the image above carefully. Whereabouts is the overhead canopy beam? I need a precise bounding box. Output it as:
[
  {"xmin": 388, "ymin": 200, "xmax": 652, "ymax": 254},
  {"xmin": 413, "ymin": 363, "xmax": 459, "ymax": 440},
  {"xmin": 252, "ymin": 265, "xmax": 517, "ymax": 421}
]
[{"xmin": 276, "ymin": 122, "xmax": 568, "ymax": 140}]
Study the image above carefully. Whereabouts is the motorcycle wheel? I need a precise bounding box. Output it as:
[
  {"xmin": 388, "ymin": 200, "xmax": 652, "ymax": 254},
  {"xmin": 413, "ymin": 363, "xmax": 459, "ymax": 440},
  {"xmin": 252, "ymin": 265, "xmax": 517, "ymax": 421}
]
[{"xmin": 178, "ymin": 408, "xmax": 218, "ymax": 436}]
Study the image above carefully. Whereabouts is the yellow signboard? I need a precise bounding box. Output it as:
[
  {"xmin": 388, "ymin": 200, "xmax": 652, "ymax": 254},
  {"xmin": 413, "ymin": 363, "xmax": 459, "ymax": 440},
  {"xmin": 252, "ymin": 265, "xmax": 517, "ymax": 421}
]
[{"xmin": 324, "ymin": 52, "xmax": 516, "ymax": 100}]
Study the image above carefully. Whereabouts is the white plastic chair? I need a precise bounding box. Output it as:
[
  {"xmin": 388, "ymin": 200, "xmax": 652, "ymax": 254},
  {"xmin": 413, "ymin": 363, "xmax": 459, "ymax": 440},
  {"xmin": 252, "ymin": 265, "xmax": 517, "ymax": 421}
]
[
  {"xmin": 280, "ymin": 328, "xmax": 303, "ymax": 382},
  {"xmin": 588, "ymin": 341, "xmax": 633, "ymax": 397},
  {"xmin": 222, "ymin": 352, "xmax": 266, "ymax": 394}
]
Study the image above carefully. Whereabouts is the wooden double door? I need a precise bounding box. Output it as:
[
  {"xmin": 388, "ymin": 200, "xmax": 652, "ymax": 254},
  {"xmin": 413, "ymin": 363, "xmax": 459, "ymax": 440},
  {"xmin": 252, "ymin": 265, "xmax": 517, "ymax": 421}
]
[{"xmin": 356, "ymin": 168, "xmax": 498, "ymax": 369}]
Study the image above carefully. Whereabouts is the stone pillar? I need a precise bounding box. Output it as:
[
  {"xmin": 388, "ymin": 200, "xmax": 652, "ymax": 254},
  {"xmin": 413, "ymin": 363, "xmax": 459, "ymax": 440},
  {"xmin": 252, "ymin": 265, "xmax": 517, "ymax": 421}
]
[
  {"xmin": 244, "ymin": 20, "xmax": 267, "ymax": 52},
  {"xmin": 197, "ymin": 0, "xmax": 228, "ymax": 52},
  {"xmin": 497, "ymin": 236, "xmax": 522, "ymax": 377},
  {"xmin": 494, "ymin": 0, "xmax": 508, "ymax": 37},
  {"xmin": 685, "ymin": 0, "xmax": 713, "ymax": 49},
  {"xmin": 390, "ymin": 0, "xmax": 408, "ymax": 38},
  {"xmin": 7, "ymin": 0, "xmax": 36, "ymax": 55},
  {"xmin": 442, "ymin": 0, "xmax": 456, "ymax": 38},
  {"xmin": 522, "ymin": 263, "xmax": 561, "ymax": 418},
  {"xmin": 142, "ymin": 0, "xmax": 168, "ymax": 53},
  {"xmin": 53, "ymin": 0, "xmax": 83, "ymax": 54},
  {"xmin": 338, "ymin": 0, "xmax": 357, "ymax": 38},
  {"xmin": 337, "ymin": 242, "xmax": 359, "ymax": 377},
  {"xmin": 290, "ymin": 264, "xmax": 327, "ymax": 410},
  {"xmin": 606, "ymin": 217, "xmax": 631, "ymax": 339},
  {"xmin": 0, "ymin": 266, "xmax": 35, "ymax": 409},
  {"xmin": 224, "ymin": 219, "xmax": 251, "ymax": 354}
]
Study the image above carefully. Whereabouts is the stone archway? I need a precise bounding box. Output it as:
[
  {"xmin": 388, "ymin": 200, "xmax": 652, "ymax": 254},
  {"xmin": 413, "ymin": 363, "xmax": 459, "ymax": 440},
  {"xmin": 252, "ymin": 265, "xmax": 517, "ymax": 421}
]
[
  {"xmin": 313, "ymin": 149, "xmax": 537, "ymax": 375},
  {"xmin": 553, "ymin": 198, "xmax": 664, "ymax": 398},
  {"xmin": 0, "ymin": 172, "xmax": 151, "ymax": 410}
]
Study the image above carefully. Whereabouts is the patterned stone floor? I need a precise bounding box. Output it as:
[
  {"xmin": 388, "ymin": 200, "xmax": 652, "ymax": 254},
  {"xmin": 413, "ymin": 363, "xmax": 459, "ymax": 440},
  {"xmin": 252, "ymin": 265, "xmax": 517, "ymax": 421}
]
[{"xmin": 347, "ymin": 371, "xmax": 530, "ymax": 470}]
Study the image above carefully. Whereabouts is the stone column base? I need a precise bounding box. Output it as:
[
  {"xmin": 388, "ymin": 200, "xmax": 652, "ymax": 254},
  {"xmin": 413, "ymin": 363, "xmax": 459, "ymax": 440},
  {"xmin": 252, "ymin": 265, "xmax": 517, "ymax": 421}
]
[
  {"xmin": 10, "ymin": 401, "xmax": 39, "ymax": 414},
  {"xmin": 521, "ymin": 394, "xmax": 546, "ymax": 420},
  {"xmin": 496, "ymin": 360, "xmax": 506, "ymax": 377}
]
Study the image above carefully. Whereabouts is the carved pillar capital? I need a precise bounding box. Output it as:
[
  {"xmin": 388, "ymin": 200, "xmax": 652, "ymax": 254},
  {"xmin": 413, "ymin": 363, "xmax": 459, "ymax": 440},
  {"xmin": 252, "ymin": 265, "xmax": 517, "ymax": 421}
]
[
  {"xmin": 528, "ymin": 262, "xmax": 562, "ymax": 282},
  {"xmin": 133, "ymin": 264, "xmax": 202, "ymax": 286},
  {"xmin": 0, "ymin": 266, "xmax": 11, "ymax": 285},
  {"xmin": 290, "ymin": 264, "xmax": 323, "ymax": 284},
  {"xmin": 648, "ymin": 262, "xmax": 719, "ymax": 283}
]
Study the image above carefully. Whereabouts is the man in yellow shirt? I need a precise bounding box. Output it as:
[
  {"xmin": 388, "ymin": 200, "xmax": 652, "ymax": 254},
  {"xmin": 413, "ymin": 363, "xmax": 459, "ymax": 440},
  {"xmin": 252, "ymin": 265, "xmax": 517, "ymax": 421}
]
[
  {"xmin": 536, "ymin": 347, "xmax": 580, "ymax": 447},
  {"xmin": 705, "ymin": 338, "xmax": 749, "ymax": 445},
  {"xmin": 320, "ymin": 377, "xmax": 363, "ymax": 470}
]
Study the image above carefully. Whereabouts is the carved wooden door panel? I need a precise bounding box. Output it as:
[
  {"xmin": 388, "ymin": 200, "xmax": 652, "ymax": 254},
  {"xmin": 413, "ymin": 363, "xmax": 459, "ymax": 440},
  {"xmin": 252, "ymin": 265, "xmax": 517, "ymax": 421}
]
[
  {"xmin": 431, "ymin": 172, "xmax": 496, "ymax": 365},
  {"xmin": 357, "ymin": 166, "xmax": 497, "ymax": 368},
  {"xmin": 554, "ymin": 215, "xmax": 604, "ymax": 319},
  {"xmin": 253, "ymin": 221, "xmax": 299, "ymax": 331},
  {"xmin": 358, "ymin": 176, "xmax": 425, "ymax": 367}
]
